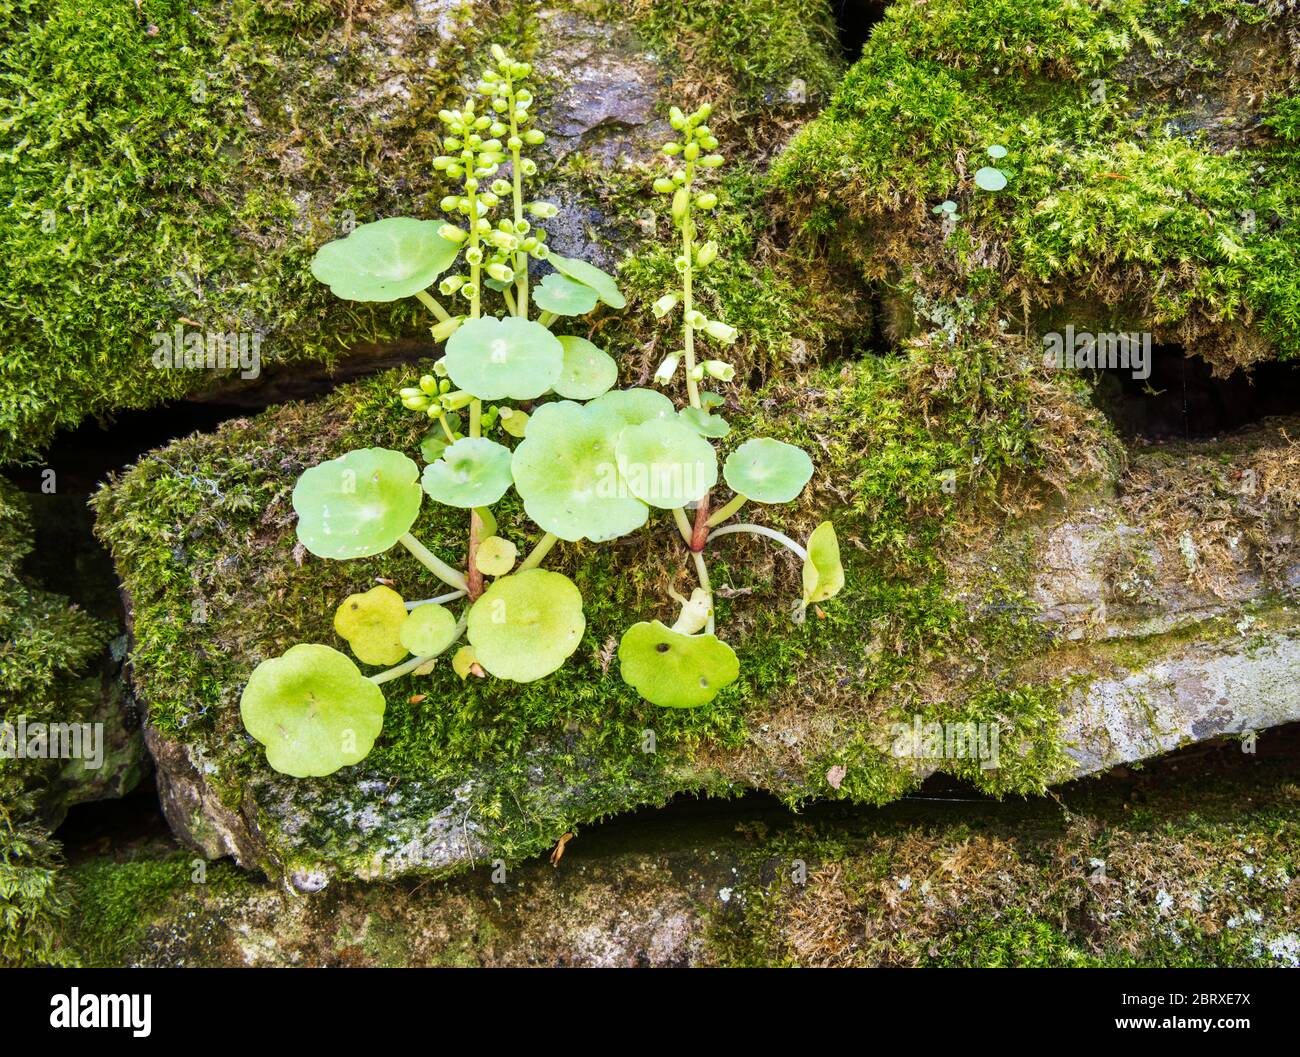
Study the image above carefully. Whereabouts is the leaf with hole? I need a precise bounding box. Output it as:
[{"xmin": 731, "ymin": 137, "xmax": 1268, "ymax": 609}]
[
  {"xmin": 467, "ymin": 569, "xmax": 585, "ymax": 682},
  {"xmin": 293, "ymin": 448, "xmax": 423, "ymax": 560},
  {"xmin": 722, "ymin": 438, "xmax": 813, "ymax": 504},
  {"xmin": 421, "ymin": 437, "xmax": 513, "ymax": 508},
  {"xmin": 334, "ymin": 585, "xmax": 409, "ymax": 665},
  {"xmin": 614, "ymin": 418, "xmax": 717, "ymax": 509},
  {"xmin": 546, "ymin": 252, "xmax": 626, "ymax": 309},
  {"xmin": 444, "ymin": 316, "xmax": 563, "ymax": 400},
  {"xmin": 310, "ymin": 218, "xmax": 460, "ymax": 302},
  {"xmin": 239, "ymin": 644, "xmax": 386, "ymax": 777},
  {"xmin": 512, "ymin": 401, "xmax": 649, "ymax": 541},
  {"xmin": 801, "ymin": 521, "xmax": 844, "ymax": 606},
  {"xmin": 618, "ymin": 621, "xmax": 739, "ymax": 708}
]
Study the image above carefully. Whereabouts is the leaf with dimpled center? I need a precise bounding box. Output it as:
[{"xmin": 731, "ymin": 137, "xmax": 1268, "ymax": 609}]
[
  {"xmin": 618, "ymin": 621, "xmax": 739, "ymax": 708},
  {"xmin": 239, "ymin": 644, "xmax": 386, "ymax": 778},
  {"xmin": 293, "ymin": 448, "xmax": 423, "ymax": 560},
  {"xmin": 722, "ymin": 438, "xmax": 813, "ymax": 504},
  {"xmin": 585, "ymin": 388, "xmax": 674, "ymax": 430},
  {"xmin": 553, "ymin": 335, "xmax": 617, "ymax": 400},
  {"xmin": 546, "ymin": 252, "xmax": 626, "ymax": 309},
  {"xmin": 512, "ymin": 401, "xmax": 648, "ymax": 542},
  {"xmin": 614, "ymin": 418, "xmax": 717, "ymax": 509},
  {"xmin": 475, "ymin": 535, "xmax": 517, "ymax": 576},
  {"xmin": 467, "ymin": 569, "xmax": 585, "ymax": 682},
  {"xmin": 421, "ymin": 437, "xmax": 513, "ymax": 508},
  {"xmin": 802, "ymin": 521, "xmax": 844, "ymax": 605},
  {"xmin": 533, "ymin": 273, "xmax": 599, "ymax": 316},
  {"xmin": 310, "ymin": 218, "xmax": 460, "ymax": 302},
  {"xmin": 445, "ymin": 316, "xmax": 563, "ymax": 401},
  {"xmin": 399, "ymin": 603, "xmax": 460, "ymax": 656},
  {"xmin": 334, "ymin": 585, "xmax": 409, "ymax": 665}
]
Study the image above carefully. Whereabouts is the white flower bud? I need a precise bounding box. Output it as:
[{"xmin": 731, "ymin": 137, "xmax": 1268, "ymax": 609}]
[
  {"xmin": 438, "ymin": 224, "xmax": 467, "ymax": 243},
  {"xmin": 652, "ymin": 293, "xmax": 679, "ymax": 318},
  {"xmin": 654, "ymin": 354, "xmax": 680, "ymax": 385},
  {"xmin": 703, "ymin": 360, "xmax": 735, "ymax": 381},
  {"xmin": 696, "ymin": 241, "xmax": 718, "ymax": 267},
  {"xmin": 704, "ymin": 319, "xmax": 737, "ymax": 344}
]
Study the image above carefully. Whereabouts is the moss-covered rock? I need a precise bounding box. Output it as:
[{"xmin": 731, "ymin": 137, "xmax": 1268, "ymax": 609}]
[
  {"xmin": 57, "ymin": 744, "xmax": 1300, "ymax": 967},
  {"xmin": 0, "ymin": 0, "xmax": 842, "ymax": 462},
  {"xmin": 0, "ymin": 479, "xmax": 145, "ymax": 825},
  {"xmin": 773, "ymin": 0, "xmax": 1300, "ymax": 371},
  {"xmin": 90, "ymin": 332, "xmax": 1300, "ymax": 884}
]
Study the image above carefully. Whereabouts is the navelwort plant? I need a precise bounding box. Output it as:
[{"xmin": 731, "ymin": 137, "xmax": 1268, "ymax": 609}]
[{"xmin": 239, "ymin": 46, "xmax": 844, "ymax": 778}]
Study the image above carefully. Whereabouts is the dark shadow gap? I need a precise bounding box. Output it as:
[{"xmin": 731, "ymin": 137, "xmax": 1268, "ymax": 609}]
[
  {"xmin": 1091, "ymin": 344, "xmax": 1300, "ymax": 442},
  {"xmin": 832, "ymin": 0, "xmax": 888, "ymax": 63}
]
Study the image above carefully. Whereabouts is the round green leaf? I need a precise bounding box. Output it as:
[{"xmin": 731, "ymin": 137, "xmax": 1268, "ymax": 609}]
[
  {"xmin": 614, "ymin": 418, "xmax": 717, "ymax": 509},
  {"xmin": 399, "ymin": 603, "xmax": 460, "ymax": 656},
  {"xmin": 310, "ymin": 218, "xmax": 459, "ymax": 302},
  {"xmin": 512, "ymin": 400, "xmax": 649, "ymax": 541},
  {"xmin": 974, "ymin": 166, "xmax": 1007, "ymax": 191},
  {"xmin": 533, "ymin": 273, "xmax": 599, "ymax": 317},
  {"xmin": 475, "ymin": 535, "xmax": 517, "ymax": 576},
  {"xmin": 585, "ymin": 387, "xmax": 675, "ymax": 430},
  {"xmin": 618, "ymin": 621, "xmax": 739, "ymax": 708},
  {"xmin": 239, "ymin": 644, "xmax": 386, "ymax": 778},
  {"xmin": 679, "ymin": 405, "xmax": 730, "ymax": 439},
  {"xmin": 444, "ymin": 316, "xmax": 563, "ymax": 400},
  {"xmin": 546, "ymin": 252, "xmax": 626, "ymax": 309},
  {"xmin": 723, "ymin": 438, "xmax": 813, "ymax": 505},
  {"xmin": 334, "ymin": 585, "xmax": 409, "ymax": 665},
  {"xmin": 987, "ymin": 143, "xmax": 1008, "ymax": 159},
  {"xmin": 293, "ymin": 448, "xmax": 422, "ymax": 559},
  {"xmin": 421, "ymin": 437, "xmax": 513, "ymax": 508},
  {"xmin": 802, "ymin": 521, "xmax": 845, "ymax": 605},
  {"xmin": 467, "ymin": 569, "xmax": 585, "ymax": 682},
  {"xmin": 553, "ymin": 335, "xmax": 618, "ymax": 399}
]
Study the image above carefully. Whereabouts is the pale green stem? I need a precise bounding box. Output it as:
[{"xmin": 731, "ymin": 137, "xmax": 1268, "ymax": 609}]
[
  {"xmin": 538, "ymin": 310, "xmax": 556, "ymax": 329},
  {"xmin": 470, "ymin": 399, "xmax": 481, "ymax": 439},
  {"xmin": 369, "ymin": 615, "xmax": 468, "ymax": 684},
  {"xmin": 680, "ymin": 159, "xmax": 700, "ymax": 410},
  {"xmin": 705, "ymin": 493, "xmax": 747, "ymax": 527},
  {"xmin": 399, "ymin": 532, "xmax": 468, "ymax": 591},
  {"xmin": 405, "ymin": 590, "xmax": 465, "ymax": 610},
  {"xmin": 502, "ymin": 286, "xmax": 517, "ymax": 316},
  {"xmin": 691, "ymin": 549, "xmax": 715, "ymax": 636},
  {"xmin": 507, "ymin": 73, "xmax": 529, "ymax": 318},
  {"xmin": 436, "ymin": 411, "xmax": 456, "ymax": 444},
  {"xmin": 671, "ymin": 506, "xmax": 694, "ymax": 547},
  {"xmin": 517, "ymin": 531, "xmax": 559, "ymax": 572},
  {"xmin": 414, "ymin": 289, "xmax": 451, "ymax": 322},
  {"xmin": 707, "ymin": 522, "xmax": 808, "ymax": 561}
]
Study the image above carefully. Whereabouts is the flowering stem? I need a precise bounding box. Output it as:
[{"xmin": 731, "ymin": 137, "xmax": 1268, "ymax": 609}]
[
  {"xmin": 707, "ymin": 522, "xmax": 808, "ymax": 562},
  {"xmin": 680, "ymin": 159, "xmax": 700, "ymax": 409},
  {"xmin": 706, "ymin": 493, "xmax": 747, "ymax": 527},
  {"xmin": 414, "ymin": 289, "xmax": 451, "ymax": 322},
  {"xmin": 399, "ymin": 532, "xmax": 468, "ymax": 592},
  {"xmin": 507, "ymin": 72, "xmax": 529, "ymax": 319}
]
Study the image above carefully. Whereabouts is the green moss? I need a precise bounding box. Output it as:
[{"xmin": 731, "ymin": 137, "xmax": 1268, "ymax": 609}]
[
  {"xmin": 773, "ymin": 0, "xmax": 1300, "ymax": 367},
  {"xmin": 0, "ymin": 0, "xmax": 487, "ymax": 463},
  {"xmin": 64, "ymin": 853, "xmax": 248, "ymax": 966},
  {"xmin": 0, "ymin": 790, "xmax": 75, "ymax": 967}
]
